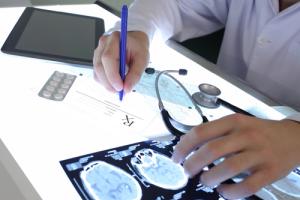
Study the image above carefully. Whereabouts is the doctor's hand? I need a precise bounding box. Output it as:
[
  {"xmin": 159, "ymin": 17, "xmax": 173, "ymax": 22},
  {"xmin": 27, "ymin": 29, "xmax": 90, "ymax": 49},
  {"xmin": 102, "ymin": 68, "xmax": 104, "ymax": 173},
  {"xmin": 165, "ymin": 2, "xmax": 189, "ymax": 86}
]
[
  {"xmin": 93, "ymin": 31, "xmax": 149, "ymax": 93},
  {"xmin": 172, "ymin": 113, "xmax": 300, "ymax": 199}
]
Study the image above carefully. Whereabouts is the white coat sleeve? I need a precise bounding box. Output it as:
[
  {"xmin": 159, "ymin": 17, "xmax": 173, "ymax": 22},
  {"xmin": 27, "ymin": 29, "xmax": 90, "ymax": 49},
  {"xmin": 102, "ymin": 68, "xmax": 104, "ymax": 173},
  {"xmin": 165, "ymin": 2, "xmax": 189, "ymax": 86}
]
[{"xmin": 109, "ymin": 0, "xmax": 230, "ymax": 42}]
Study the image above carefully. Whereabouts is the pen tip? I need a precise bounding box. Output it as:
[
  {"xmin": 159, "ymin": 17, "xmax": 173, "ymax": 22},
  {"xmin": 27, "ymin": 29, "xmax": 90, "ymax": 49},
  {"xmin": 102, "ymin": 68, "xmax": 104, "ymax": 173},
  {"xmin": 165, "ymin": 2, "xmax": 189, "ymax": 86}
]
[{"xmin": 119, "ymin": 90, "xmax": 124, "ymax": 101}]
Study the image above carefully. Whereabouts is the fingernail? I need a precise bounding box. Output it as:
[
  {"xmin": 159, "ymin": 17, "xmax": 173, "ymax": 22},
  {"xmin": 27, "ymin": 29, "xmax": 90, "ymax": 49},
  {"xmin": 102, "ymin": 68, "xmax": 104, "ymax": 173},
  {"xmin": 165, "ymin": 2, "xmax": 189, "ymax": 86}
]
[
  {"xmin": 184, "ymin": 168, "xmax": 192, "ymax": 178},
  {"xmin": 112, "ymin": 82, "xmax": 123, "ymax": 91},
  {"xmin": 171, "ymin": 155, "xmax": 179, "ymax": 164},
  {"xmin": 171, "ymin": 150, "xmax": 181, "ymax": 164},
  {"xmin": 200, "ymin": 174, "xmax": 204, "ymax": 183},
  {"xmin": 216, "ymin": 185, "xmax": 225, "ymax": 197}
]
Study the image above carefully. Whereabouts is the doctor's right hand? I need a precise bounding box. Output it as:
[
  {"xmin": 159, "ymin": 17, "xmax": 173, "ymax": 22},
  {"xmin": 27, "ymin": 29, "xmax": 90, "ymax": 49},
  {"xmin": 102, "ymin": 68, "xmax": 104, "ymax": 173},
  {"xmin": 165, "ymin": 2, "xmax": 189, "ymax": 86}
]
[{"xmin": 93, "ymin": 31, "xmax": 150, "ymax": 94}]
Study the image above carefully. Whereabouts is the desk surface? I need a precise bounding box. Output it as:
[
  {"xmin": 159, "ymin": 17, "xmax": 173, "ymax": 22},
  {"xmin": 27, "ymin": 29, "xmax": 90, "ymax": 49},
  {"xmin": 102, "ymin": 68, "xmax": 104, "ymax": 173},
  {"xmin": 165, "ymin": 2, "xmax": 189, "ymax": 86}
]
[{"xmin": 0, "ymin": 3, "xmax": 294, "ymax": 200}]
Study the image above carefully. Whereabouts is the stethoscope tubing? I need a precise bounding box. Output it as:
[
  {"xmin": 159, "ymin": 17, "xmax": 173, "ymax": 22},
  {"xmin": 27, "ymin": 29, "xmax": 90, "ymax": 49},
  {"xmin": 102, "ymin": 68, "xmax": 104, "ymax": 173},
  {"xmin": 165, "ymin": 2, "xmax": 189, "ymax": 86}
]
[
  {"xmin": 217, "ymin": 98, "xmax": 254, "ymax": 116},
  {"xmin": 153, "ymin": 68, "xmax": 254, "ymax": 138},
  {"xmin": 155, "ymin": 70, "xmax": 208, "ymax": 134}
]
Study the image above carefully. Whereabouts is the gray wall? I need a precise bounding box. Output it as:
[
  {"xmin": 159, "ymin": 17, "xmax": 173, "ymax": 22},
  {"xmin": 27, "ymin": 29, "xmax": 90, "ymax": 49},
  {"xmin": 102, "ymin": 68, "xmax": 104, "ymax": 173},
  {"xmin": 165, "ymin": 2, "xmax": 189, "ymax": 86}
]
[
  {"xmin": 31, "ymin": 0, "xmax": 94, "ymax": 5},
  {"xmin": 0, "ymin": 0, "xmax": 134, "ymax": 8},
  {"xmin": 0, "ymin": 0, "xmax": 95, "ymax": 7},
  {"xmin": 0, "ymin": 0, "xmax": 31, "ymax": 7},
  {"xmin": 100, "ymin": 0, "xmax": 133, "ymax": 11}
]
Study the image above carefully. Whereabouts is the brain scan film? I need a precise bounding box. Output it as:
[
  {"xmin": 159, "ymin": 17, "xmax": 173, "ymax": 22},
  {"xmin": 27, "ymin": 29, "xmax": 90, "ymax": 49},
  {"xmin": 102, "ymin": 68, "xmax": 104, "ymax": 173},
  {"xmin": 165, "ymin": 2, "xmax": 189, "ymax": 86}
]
[
  {"xmin": 271, "ymin": 170, "xmax": 300, "ymax": 198},
  {"xmin": 131, "ymin": 148, "xmax": 188, "ymax": 190},
  {"xmin": 60, "ymin": 139, "xmax": 266, "ymax": 200},
  {"xmin": 80, "ymin": 161, "xmax": 142, "ymax": 200}
]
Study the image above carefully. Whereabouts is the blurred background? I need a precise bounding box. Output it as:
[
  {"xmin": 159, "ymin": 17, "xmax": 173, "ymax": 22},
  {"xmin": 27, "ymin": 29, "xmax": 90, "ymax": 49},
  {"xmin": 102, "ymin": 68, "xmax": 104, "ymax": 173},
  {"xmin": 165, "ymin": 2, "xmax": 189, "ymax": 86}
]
[{"xmin": 0, "ymin": 0, "xmax": 223, "ymax": 64}]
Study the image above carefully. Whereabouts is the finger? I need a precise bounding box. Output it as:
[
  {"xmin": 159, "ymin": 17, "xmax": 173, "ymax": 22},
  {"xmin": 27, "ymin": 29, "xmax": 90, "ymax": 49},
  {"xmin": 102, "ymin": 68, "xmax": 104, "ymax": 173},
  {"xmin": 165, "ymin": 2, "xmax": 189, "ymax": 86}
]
[
  {"xmin": 93, "ymin": 37, "xmax": 115, "ymax": 91},
  {"xmin": 101, "ymin": 32, "xmax": 123, "ymax": 91},
  {"xmin": 200, "ymin": 151, "xmax": 258, "ymax": 188},
  {"xmin": 172, "ymin": 114, "xmax": 247, "ymax": 164},
  {"xmin": 123, "ymin": 53, "xmax": 149, "ymax": 93},
  {"xmin": 93, "ymin": 35, "xmax": 107, "ymax": 67},
  {"xmin": 217, "ymin": 169, "xmax": 271, "ymax": 199},
  {"xmin": 93, "ymin": 70, "xmax": 115, "ymax": 92},
  {"xmin": 182, "ymin": 132, "xmax": 249, "ymax": 177},
  {"xmin": 93, "ymin": 36, "xmax": 105, "ymax": 75}
]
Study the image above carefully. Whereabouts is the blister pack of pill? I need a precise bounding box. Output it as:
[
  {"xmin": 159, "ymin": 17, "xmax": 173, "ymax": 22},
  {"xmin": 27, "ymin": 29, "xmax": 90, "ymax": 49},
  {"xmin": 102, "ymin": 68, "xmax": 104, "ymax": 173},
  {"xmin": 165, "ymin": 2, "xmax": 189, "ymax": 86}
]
[{"xmin": 38, "ymin": 71, "xmax": 76, "ymax": 101}]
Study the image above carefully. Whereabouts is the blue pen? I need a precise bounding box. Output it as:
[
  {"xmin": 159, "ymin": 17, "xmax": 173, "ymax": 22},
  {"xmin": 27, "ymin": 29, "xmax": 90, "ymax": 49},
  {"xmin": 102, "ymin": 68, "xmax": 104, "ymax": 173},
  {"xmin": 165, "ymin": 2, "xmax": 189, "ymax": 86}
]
[{"xmin": 119, "ymin": 5, "xmax": 128, "ymax": 101}]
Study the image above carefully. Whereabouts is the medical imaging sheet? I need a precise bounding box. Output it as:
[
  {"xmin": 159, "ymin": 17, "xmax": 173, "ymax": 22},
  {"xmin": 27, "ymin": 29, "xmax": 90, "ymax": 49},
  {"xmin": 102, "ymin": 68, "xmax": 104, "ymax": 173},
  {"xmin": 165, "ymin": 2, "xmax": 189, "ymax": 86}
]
[{"xmin": 60, "ymin": 139, "xmax": 228, "ymax": 200}]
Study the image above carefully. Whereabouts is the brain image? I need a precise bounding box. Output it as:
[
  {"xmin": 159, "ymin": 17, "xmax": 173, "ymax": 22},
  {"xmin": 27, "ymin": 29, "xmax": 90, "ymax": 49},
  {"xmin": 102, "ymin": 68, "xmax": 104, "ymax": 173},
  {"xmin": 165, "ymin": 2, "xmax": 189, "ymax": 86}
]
[
  {"xmin": 80, "ymin": 161, "xmax": 142, "ymax": 200},
  {"xmin": 272, "ymin": 171, "xmax": 300, "ymax": 198},
  {"xmin": 131, "ymin": 148, "xmax": 188, "ymax": 190}
]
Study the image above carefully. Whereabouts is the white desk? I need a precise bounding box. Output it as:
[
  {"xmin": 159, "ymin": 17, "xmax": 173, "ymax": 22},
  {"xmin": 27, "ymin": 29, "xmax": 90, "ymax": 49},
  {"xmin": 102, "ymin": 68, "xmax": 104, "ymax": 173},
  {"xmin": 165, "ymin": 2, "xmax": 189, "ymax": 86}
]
[{"xmin": 0, "ymin": 4, "xmax": 295, "ymax": 200}]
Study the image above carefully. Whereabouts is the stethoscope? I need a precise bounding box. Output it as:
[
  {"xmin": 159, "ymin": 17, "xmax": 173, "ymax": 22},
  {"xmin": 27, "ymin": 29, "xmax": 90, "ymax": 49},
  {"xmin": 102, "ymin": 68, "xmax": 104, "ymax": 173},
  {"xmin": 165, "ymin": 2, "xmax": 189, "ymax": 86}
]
[
  {"xmin": 146, "ymin": 67, "xmax": 253, "ymax": 137},
  {"xmin": 192, "ymin": 83, "xmax": 254, "ymax": 116}
]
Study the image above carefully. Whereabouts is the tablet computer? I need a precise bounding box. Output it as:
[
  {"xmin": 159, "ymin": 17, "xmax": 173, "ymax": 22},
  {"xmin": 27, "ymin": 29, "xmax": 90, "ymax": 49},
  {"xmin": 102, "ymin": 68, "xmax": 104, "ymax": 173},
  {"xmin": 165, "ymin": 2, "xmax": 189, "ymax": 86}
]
[{"xmin": 1, "ymin": 7, "xmax": 105, "ymax": 67}]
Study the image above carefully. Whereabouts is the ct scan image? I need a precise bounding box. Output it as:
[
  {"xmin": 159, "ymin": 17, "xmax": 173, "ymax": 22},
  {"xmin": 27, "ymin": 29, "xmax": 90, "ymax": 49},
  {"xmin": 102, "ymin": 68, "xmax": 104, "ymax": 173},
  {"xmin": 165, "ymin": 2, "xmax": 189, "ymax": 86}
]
[{"xmin": 60, "ymin": 139, "xmax": 262, "ymax": 200}]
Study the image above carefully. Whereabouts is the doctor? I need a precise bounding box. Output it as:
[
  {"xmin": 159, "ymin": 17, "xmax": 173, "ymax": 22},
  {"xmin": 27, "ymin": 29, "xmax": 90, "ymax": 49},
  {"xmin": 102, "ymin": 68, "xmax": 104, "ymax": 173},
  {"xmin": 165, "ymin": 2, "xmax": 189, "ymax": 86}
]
[{"xmin": 93, "ymin": 0, "xmax": 300, "ymax": 199}]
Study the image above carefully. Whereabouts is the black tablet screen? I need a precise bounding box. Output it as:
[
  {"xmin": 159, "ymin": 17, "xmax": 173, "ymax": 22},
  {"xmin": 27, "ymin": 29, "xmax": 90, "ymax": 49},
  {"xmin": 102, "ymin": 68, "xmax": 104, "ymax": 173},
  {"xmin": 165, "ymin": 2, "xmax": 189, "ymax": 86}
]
[
  {"xmin": 1, "ymin": 7, "xmax": 105, "ymax": 67},
  {"xmin": 16, "ymin": 9, "xmax": 95, "ymax": 60}
]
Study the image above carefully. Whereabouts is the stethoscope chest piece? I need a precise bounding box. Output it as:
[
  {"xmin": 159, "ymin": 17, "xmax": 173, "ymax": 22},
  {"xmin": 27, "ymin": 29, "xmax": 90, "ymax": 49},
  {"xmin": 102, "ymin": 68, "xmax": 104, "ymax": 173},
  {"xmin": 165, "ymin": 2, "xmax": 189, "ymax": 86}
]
[{"xmin": 192, "ymin": 83, "xmax": 221, "ymax": 108}]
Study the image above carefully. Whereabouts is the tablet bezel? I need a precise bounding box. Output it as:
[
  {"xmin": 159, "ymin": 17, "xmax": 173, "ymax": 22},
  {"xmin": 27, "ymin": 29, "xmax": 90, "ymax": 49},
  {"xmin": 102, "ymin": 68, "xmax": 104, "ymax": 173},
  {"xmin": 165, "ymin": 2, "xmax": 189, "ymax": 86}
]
[{"xmin": 1, "ymin": 7, "xmax": 105, "ymax": 67}]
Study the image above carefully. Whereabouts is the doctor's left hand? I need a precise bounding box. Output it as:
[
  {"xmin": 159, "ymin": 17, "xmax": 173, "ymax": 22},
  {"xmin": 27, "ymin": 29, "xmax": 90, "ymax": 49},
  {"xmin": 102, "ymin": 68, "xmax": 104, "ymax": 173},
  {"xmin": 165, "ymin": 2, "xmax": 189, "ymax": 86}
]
[{"xmin": 172, "ymin": 113, "xmax": 300, "ymax": 199}]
